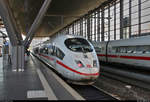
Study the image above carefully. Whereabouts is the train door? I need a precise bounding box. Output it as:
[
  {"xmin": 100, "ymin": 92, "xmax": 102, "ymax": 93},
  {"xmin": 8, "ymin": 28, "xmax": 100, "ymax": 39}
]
[
  {"xmin": 105, "ymin": 41, "xmax": 110, "ymax": 62},
  {"xmin": 55, "ymin": 47, "xmax": 65, "ymax": 75},
  {"xmin": 49, "ymin": 46, "xmax": 57, "ymax": 68},
  {"xmin": 107, "ymin": 44, "xmax": 112, "ymax": 62}
]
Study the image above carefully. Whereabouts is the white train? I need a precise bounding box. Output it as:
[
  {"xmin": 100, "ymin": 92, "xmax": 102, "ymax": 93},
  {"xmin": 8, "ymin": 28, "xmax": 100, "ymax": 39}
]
[
  {"xmin": 91, "ymin": 35, "xmax": 150, "ymax": 68},
  {"xmin": 33, "ymin": 34, "xmax": 100, "ymax": 85}
]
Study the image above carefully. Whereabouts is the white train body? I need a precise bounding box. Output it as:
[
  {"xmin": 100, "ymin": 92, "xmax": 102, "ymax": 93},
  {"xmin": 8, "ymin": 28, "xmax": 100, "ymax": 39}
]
[
  {"xmin": 33, "ymin": 34, "xmax": 100, "ymax": 85},
  {"xmin": 92, "ymin": 35, "xmax": 150, "ymax": 68}
]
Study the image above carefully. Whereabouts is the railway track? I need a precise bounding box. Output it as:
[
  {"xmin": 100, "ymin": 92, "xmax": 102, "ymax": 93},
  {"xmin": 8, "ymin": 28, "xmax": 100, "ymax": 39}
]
[
  {"xmin": 101, "ymin": 64, "xmax": 150, "ymax": 91},
  {"xmin": 70, "ymin": 84, "xmax": 117, "ymax": 100},
  {"xmin": 32, "ymin": 54, "xmax": 118, "ymax": 100}
]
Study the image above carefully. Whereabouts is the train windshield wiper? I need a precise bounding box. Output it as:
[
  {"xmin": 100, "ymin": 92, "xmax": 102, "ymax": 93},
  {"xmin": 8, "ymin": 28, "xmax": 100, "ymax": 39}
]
[{"xmin": 82, "ymin": 46, "xmax": 93, "ymax": 52}]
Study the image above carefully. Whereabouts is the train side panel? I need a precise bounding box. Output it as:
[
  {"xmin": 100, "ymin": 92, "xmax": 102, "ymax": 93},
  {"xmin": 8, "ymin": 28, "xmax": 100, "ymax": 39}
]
[{"xmin": 107, "ymin": 36, "xmax": 150, "ymax": 68}]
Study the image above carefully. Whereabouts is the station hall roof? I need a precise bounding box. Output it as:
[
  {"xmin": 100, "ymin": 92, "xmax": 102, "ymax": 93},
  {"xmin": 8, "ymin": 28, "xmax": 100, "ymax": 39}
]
[{"xmin": 8, "ymin": 0, "xmax": 107, "ymax": 37}]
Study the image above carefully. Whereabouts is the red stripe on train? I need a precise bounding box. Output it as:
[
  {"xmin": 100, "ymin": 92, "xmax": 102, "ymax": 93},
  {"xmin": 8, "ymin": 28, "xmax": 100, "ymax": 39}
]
[
  {"xmin": 56, "ymin": 60, "xmax": 99, "ymax": 76},
  {"xmin": 97, "ymin": 54, "xmax": 150, "ymax": 61},
  {"xmin": 39, "ymin": 54, "xmax": 99, "ymax": 76},
  {"xmin": 39, "ymin": 54, "xmax": 54, "ymax": 61}
]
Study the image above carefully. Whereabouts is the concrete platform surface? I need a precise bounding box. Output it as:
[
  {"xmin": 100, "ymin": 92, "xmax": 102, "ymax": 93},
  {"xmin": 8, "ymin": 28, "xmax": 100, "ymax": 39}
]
[{"xmin": 0, "ymin": 56, "xmax": 84, "ymax": 100}]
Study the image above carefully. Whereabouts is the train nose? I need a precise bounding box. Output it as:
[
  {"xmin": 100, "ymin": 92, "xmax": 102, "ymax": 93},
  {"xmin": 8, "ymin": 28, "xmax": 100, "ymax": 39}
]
[
  {"xmin": 75, "ymin": 68, "xmax": 99, "ymax": 79},
  {"xmin": 75, "ymin": 59, "xmax": 99, "ymax": 68}
]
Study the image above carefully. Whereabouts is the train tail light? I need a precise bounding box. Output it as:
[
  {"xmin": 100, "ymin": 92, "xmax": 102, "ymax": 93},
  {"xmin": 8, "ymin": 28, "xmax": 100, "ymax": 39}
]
[{"xmin": 75, "ymin": 60, "xmax": 84, "ymax": 68}]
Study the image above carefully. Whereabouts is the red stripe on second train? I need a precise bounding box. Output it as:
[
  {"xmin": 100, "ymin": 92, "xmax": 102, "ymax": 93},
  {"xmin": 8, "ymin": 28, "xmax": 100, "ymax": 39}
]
[
  {"xmin": 56, "ymin": 60, "xmax": 99, "ymax": 76},
  {"xmin": 107, "ymin": 55, "xmax": 118, "ymax": 58},
  {"xmin": 97, "ymin": 54, "xmax": 117, "ymax": 58},
  {"xmin": 120, "ymin": 55, "xmax": 150, "ymax": 60},
  {"xmin": 97, "ymin": 54, "xmax": 106, "ymax": 57},
  {"xmin": 97, "ymin": 54, "xmax": 150, "ymax": 61}
]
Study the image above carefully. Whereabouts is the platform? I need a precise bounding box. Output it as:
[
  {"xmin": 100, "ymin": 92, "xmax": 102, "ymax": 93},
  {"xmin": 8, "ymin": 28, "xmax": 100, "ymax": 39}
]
[{"xmin": 0, "ymin": 56, "xmax": 84, "ymax": 100}]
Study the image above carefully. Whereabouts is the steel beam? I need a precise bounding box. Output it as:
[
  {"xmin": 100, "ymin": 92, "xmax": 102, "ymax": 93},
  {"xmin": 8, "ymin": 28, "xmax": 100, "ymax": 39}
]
[
  {"xmin": 24, "ymin": 0, "xmax": 52, "ymax": 48},
  {"xmin": 94, "ymin": 12, "xmax": 96, "ymax": 41},
  {"xmin": 0, "ymin": 0, "xmax": 23, "ymax": 46},
  {"xmin": 120, "ymin": 0, "xmax": 124, "ymax": 39},
  {"xmin": 108, "ymin": 4, "xmax": 110, "ymax": 41},
  {"xmin": 129, "ymin": 0, "xmax": 132, "ymax": 38},
  {"xmin": 101, "ymin": 7, "xmax": 105, "ymax": 41},
  {"xmin": 80, "ymin": 19, "xmax": 83, "ymax": 36},
  {"xmin": 87, "ymin": 15, "xmax": 91, "ymax": 40},
  {"xmin": 72, "ymin": 23, "xmax": 74, "ymax": 34},
  {"xmin": 138, "ymin": 0, "xmax": 141, "ymax": 36},
  {"xmin": 97, "ymin": 10, "xmax": 100, "ymax": 41},
  {"xmin": 90, "ymin": 14, "xmax": 92, "ymax": 40},
  {"xmin": 114, "ymin": 1, "xmax": 116, "ymax": 40}
]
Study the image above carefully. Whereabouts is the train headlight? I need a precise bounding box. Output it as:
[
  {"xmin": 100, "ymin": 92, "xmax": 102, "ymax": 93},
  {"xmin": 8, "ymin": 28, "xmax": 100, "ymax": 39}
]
[
  {"xmin": 93, "ymin": 60, "xmax": 97, "ymax": 67},
  {"xmin": 75, "ymin": 60, "xmax": 84, "ymax": 68}
]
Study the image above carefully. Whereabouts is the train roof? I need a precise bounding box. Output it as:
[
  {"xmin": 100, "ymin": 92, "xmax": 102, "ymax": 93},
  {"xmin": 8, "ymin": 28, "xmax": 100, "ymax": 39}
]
[
  {"xmin": 92, "ymin": 35, "xmax": 150, "ymax": 47},
  {"xmin": 51, "ymin": 34, "xmax": 85, "ymax": 40},
  {"xmin": 109, "ymin": 35, "xmax": 150, "ymax": 46},
  {"xmin": 39, "ymin": 34, "xmax": 87, "ymax": 48}
]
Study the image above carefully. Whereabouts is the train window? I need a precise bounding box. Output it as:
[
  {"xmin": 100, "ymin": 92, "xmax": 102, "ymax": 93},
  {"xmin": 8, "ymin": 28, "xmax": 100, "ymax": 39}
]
[
  {"xmin": 34, "ymin": 48, "xmax": 39, "ymax": 54},
  {"xmin": 120, "ymin": 47, "xmax": 127, "ymax": 53},
  {"xmin": 65, "ymin": 38, "xmax": 93, "ymax": 53},
  {"xmin": 56, "ymin": 47, "xmax": 65, "ymax": 60},
  {"xmin": 111, "ymin": 47, "xmax": 116, "ymax": 53},
  {"xmin": 144, "ymin": 51, "xmax": 150, "ymax": 54},
  {"xmin": 114, "ymin": 47, "xmax": 127, "ymax": 53},
  {"xmin": 102, "ymin": 47, "xmax": 104, "ymax": 51},
  {"xmin": 94, "ymin": 47, "xmax": 101, "ymax": 53},
  {"xmin": 40, "ymin": 48, "xmax": 43, "ymax": 53},
  {"xmin": 44, "ymin": 47, "xmax": 48, "ymax": 54},
  {"xmin": 139, "ymin": 46, "xmax": 150, "ymax": 54},
  {"xmin": 52, "ymin": 46, "xmax": 57, "ymax": 56},
  {"xmin": 108, "ymin": 47, "xmax": 111, "ymax": 53},
  {"xmin": 114, "ymin": 46, "xmax": 150, "ymax": 54},
  {"xmin": 48, "ymin": 45, "xmax": 53, "ymax": 55},
  {"xmin": 116, "ymin": 47, "xmax": 120, "ymax": 53},
  {"xmin": 127, "ymin": 46, "xmax": 135, "ymax": 53},
  {"xmin": 136, "ymin": 46, "xmax": 144, "ymax": 54}
]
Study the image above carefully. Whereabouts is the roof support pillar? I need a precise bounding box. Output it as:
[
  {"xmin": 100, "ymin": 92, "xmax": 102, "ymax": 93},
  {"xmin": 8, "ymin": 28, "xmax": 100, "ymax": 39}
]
[
  {"xmin": 0, "ymin": 0, "xmax": 25, "ymax": 71},
  {"xmin": 23, "ymin": 0, "xmax": 52, "ymax": 48},
  {"xmin": 11, "ymin": 45, "xmax": 24, "ymax": 71}
]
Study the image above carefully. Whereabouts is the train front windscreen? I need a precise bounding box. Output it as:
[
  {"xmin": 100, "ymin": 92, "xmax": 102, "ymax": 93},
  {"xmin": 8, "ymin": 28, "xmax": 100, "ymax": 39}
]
[{"xmin": 65, "ymin": 38, "xmax": 93, "ymax": 53}]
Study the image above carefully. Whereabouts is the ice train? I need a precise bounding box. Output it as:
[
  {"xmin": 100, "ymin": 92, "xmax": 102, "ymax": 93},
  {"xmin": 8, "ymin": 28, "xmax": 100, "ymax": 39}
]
[
  {"xmin": 92, "ymin": 35, "xmax": 150, "ymax": 68},
  {"xmin": 33, "ymin": 34, "xmax": 100, "ymax": 85}
]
